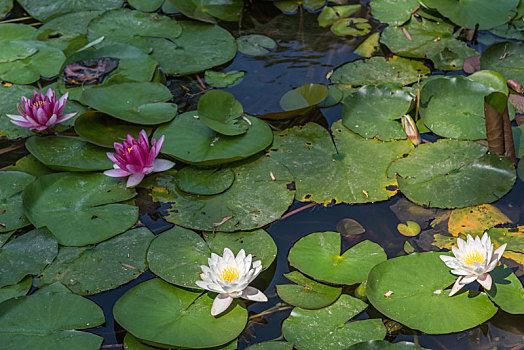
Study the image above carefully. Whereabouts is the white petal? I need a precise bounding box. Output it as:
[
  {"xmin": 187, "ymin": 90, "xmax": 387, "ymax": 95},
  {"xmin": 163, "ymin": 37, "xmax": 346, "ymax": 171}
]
[
  {"xmin": 5, "ymin": 114, "xmax": 27, "ymax": 122},
  {"xmin": 211, "ymin": 294, "xmax": 233, "ymax": 316},
  {"xmin": 477, "ymin": 273, "xmax": 492, "ymax": 290},
  {"xmin": 460, "ymin": 274, "xmax": 478, "ymax": 284},
  {"xmin": 241, "ymin": 286, "xmax": 268, "ymax": 302},
  {"xmin": 449, "ymin": 276, "xmax": 465, "ymax": 297},
  {"xmin": 440, "ymin": 255, "xmax": 459, "ymax": 269}
]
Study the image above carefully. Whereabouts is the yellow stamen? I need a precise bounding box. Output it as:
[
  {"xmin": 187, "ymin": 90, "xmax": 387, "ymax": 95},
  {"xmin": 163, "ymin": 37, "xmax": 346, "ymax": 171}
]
[
  {"xmin": 220, "ymin": 266, "xmax": 240, "ymax": 282},
  {"xmin": 33, "ymin": 101, "xmax": 46, "ymax": 107},
  {"xmin": 127, "ymin": 146, "xmax": 134, "ymax": 153},
  {"xmin": 462, "ymin": 250, "xmax": 485, "ymax": 265}
]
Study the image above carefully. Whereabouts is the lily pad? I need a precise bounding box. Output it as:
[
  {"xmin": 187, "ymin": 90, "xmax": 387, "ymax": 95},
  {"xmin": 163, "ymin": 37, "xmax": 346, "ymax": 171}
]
[
  {"xmin": 366, "ymin": 252, "xmax": 498, "ymax": 333},
  {"xmin": 354, "ymin": 32, "xmax": 380, "ymax": 58},
  {"xmin": 337, "ymin": 218, "xmax": 366, "ymax": 236},
  {"xmin": 0, "ymin": 0, "xmax": 12, "ymax": 17},
  {"xmin": 331, "ymin": 18, "xmax": 371, "ymax": 37},
  {"xmin": 276, "ymin": 271, "xmax": 342, "ymax": 309},
  {"xmin": 74, "ymin": 111, "xmax": 153, "ymax": 148},
  {"xmin": 519, "ymin": 158, "xmax": 524, "ymax": 181},
  {"xmin": 147, "ymin": 226, "xmax": 276, "ymax": 289},
  {"xmin": 36, "ymin": 227, "xmax": 154, "ymax": 295},
  {"xmin": 142, "ymin": 155, "xmax": 294, "ymax": 232},
  {"xmin": 345, "ymin": 341, "xmax": 428, "ymax": 350},
  {"xmin": 113, "ymin": 278, "xmax": 247, "ymax": 348},
  {"xmin": 128, "ymin": 0, "xmax": 163, "ymax": 12},
  {"xmin": 318, "ymin": 5, "xmax": 361, "ymax": 27},
  {"xmin": 388, "ymin": 139, "xmax": 516, "ymax": 208},
  {"xmin": 481, "ymin": 42, "xmax": 524, "ymax": 87},
  {"xmin": 154, "ymin": 112, "xmax": 273, "ymax": 165},
  {"xmin": 280, "ymin": 84, "xmax": 329, "ymax": 112},
  {"xmin": 288, "ymin": 231, "xmax": 387, "ymax": 285},
  {"xmin": 447, "ymin": 204, "xmax": 512, "ymax": 236},
  {"xmin": 205, "ymin": 70, "xmax": 245, "ymax": 88},
  {"xmin": 342, "ymin": 85, "xmax": 413, "ymax": 141},
  {"xmin": 79, "ymin": 82, "xmax": 177, "ymax": 125},
  {"xmin": 513, "ymin": 124, "xmax": 524, "ymax": 158},
  {"xmin": 282, "ymin": 294, "xmax": 387, "ymax": 350},
  {"xmin": 17, "ymin": 0, "xmax": 123, "ymax": 21},
  {"xmin": 329, "ymin": 56, "xmax": 430, "ymax": 86},
  {"xmin": 370, "ymin": 0, "xmax": 420, "ymax": 26},
  {"xmin": 197, "ymin": 90, "xmax": 248, "ymax": 136},
  {"xmin": 87, "ymin": 9, "xmax": 182, "ymax": 53},
  {"xmin": 25, "ymin": 136, "xmax": 113, "ymax": 171},
  {"xmin": 419, "ymin": 76, "xmax": 492, "ymax": 139},
  {"xmin": 0, "ymin": 277, "xmax": 31, "ymax": 304},
  {"xmin": 7, "ymin": 155, "xmax": 54, "ymax": 178},
  {"xmin": 237, "ymin": 34, "xmax": 277, "ymax": 56},
  {"xmin": 397, "ymin": 221, "xmax": 421, "ymax": 237},
  {"xmin": 0, "ymin": 171, "xmax": 34, "ymax": 232},
  {"xmin": 0, "ymin": 228, "xmax": 57, "ymax": 288},
  {"xmin": 485, "ymin": 265, "xmax": 524, "ymax": 314},
  {"xmin": 23, "ymin": 172, "xmax": 138, "ymax": 246},
  {"xmin": 175, "ymin": 167, "xmax": 235, "ymax": 195},
  {"xmin": 274, "ymin": 0, "xmax": 325, "ymax": 13},
  {"xmin": 167, "ymin": 0, "xmax": 243, "ymax": 23},
  {"xmin": 247, "ymin": 342, "xmax": 294, "ymax": 350},
  {"xmin": 0, "ymin": 291, "xmax": 105, "ymax": 349},
  {"xmin": 149, "ymin": 21, "xmax": 237, "ymax": 75},
  {"xmin": 0, "ymin": 84, "xmax": 35, "ymax": 139}
]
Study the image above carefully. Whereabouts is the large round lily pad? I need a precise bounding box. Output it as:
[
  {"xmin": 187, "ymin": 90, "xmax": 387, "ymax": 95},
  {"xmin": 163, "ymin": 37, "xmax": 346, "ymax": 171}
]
[
  {"xmin": 288, "ymin": 231, "xmax": 386, "ymax": 285},
  {"xmin": 167, "ymin": 0, "xmax": 243, "ymax": 23},
  {"xmin": 142, "ymin": 155, "xmax": 294, "ymax": 231},
  {"xmin": 175, "ymin": 166, "xmax": 235, "ymax": 195},
  {"xmin": 282, "ymin": 294, "xmax": 386, "ymax": 350},
  {"xmin": 419, "ymin": 76, "xmax": 492, "ymax": 140},
  {"xmin": 17, "ymin": 0, "xmax": 122, "ymax": 21},
  {"xmin": 79, "ymin": 82, "xmax": 177, "ymax": 125},
  {"xmin": 370, "ymin": 0, "xmax": 419, "ymax": 26},
  {"xmin": 114, "ymin": 278, "xmax": 247, "ymax": 348},
  {"xmin": 388, "ymin": 139, "xmax": 516, "ymax": 208},
  {"xmin": 237, "ymin": 34, "xmax": 277, "ymax": 56},
  {"xmin": 25, "ymin": 136, "xmax": 113, "ymax": 171},
  {"xmin": 342, "ymin": 85, "xmax": 413, "ymax": 140},
  {"xmin": 154, "ymin": 111, "xmax": 273, "ymax": 165},
  {"xmin": 0, "ymin": 171, "xmax": 34, "ymax": 233},
  {"xmin": 0, "ymin": 228, "xmax": 57, "ymax": 288},
  {"xmin": 23, "ymin": 172, "xmax": 138, "ymax": 246},
  {"xmin": 197, "ymin": 90, "xmax": 248, "ymax": 136},
  {"xmin": 346, "ymin": 341, "xmax": 428, "ymax": 350},
  {"xmin": 36, "ymin": 227, "xmax": 154, "ymax": 295},
  {"xmin": 366, "ymin": 252, "xmax": 498, "ymax": 333},
  {"xmin": 0, "ymin": 291, "xmax": 105, "ymax": 349},
  {"xmin": 276, "ymin": 271, "xmax": 342, "ymax": 309},
  {"xmin": 480, "ymin": 42, "xmax": 524, "ymax": 84},
  {"xmin": 485, "ymin": 265, "xmax": 524, "ymax": 314},
  {"xmin": 147, "ymin": 226, "xmax": 276, "ymax": 289}
]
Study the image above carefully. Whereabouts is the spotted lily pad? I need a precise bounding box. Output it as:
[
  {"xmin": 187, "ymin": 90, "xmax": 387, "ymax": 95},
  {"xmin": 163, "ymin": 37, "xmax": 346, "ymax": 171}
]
[
  {"xmin": 346, "ymin": 341, "xmax": 428, "ymax": 349},
  {"xmin": 276, "ymin": 271, "xmax": 342, "ymax": 309},
  {"xmin": 288, "ymin": 231, "xmax": 387, "ymax": 285},
  {"xmin": 197, "ymin": 90, "xmax": 248, "ymax": 136},
  {"xmin": 282, "ymin": 294, "xmax": 386, "ymax": 350},
  {"xmin": 147, "ymin": 226, "xmax": 276, "ymax": 289},
  {"xmin": 237, "ymin": 34, "xmax": 277, "ymax": 56},
  {"xmin": 370, "ymin": 0, "xmax": 420, "ymax": 26},
  {"xmin": 23, "ymin": 172, "xmax": 138, "ymax": 246},
  {"xmin": 0, "ymin": 171, "xmax": 34, "ymax": 232},
  {"xmin": 114, "ymin": 278, "xmax": 247, "ymax": 348},
  {"xmin": 388, "ymin": 139, "xmax": 516, "ymax": 208},
  {"xmin": 447, "ymin": 204, "xmax": 512, "ymax": 236},
  {"xmin": 367, "ymin": 252, "xmax": 498, "ymax": 333},
  {"xmin": 331, "ymin": 18, "xmax": 371, "ymax": 37},
  {"xmin": 167, "ymin": 0, "xmax": 243, "ymax": 23},
  {"xmin": 318, "ymin": 5, "xmax": 361, "ymax": 27},
  {"xmin": 175, "ymin": 167, "xmax": 235, "ymax": 195},
  {"xmin": 17, "ymin": 0, "xmax": 123, "ymax": 21}
]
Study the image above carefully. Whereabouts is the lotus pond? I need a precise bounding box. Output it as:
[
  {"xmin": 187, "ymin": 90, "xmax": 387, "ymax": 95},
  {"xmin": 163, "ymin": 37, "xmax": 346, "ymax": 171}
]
[{"xmin": 0, "ymin": 0, "xmax": 524, "ymax": 349}]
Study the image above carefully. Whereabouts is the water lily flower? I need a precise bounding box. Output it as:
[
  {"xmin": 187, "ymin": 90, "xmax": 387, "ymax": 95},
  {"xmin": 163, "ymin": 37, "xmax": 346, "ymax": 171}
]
[
  {"xmin": 5, "ymin": 88, "xmax": 77, "ymax": 131},
  {"xmin": 103, "ymin": 130, "xmax": 174, "ymax": 187},
  {"xmin": 196, "ymin": 248, "xmax": 268, "ymax": 316},
  {"xmin": 440, "ymin": 232, "xmax": 506, "ymax": 297}
]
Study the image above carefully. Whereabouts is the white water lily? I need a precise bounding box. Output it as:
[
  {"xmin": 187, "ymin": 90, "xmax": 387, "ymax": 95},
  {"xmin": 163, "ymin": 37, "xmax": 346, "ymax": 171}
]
[
  {"xmin": 196, "ymin": 248, "xmax": 268, "ymax": 316},
  {"xmin": 440, "ymin": 232, "xmax": 506, "ymax": 297}
]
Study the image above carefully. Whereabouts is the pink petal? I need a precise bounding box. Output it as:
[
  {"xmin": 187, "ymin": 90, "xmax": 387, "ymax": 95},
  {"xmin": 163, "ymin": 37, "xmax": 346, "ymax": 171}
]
[
  {"xmin": 45, "ymin": 114, "xmax": 58, "ymax": 127},
  {"xmin": 151, "ymin": 159, "xmax": 174, "ymax": 172},
  {"xmin": 35, "ymin": 108, "xmax": 48, "ymax": 124},
  {"xmin": 6, "ymin": 119, "xmax": 37, "ymax": 128},
  {"xmin": 55, "ymin": 112, "xmax": 77, "ymax": 123},
  {"xmin": 211, "ymin": 294, "xmax": 233, "ymax": 316},
  {"xmin": 241, "ymin": 286, "xmax": 268, "ymax": 302},
  {"xmin": 45, "ymin": 88, "xmax": 54, "ymax": 99},
  {"xmin": 126, "ymin": 173, "xmax": 145, "ymax": 187},
  {"xmin": 104, "ymin": 169, "xmax": 131, "ymax": 178},
  {"xmin": 477, "ymin": 273, "xmax": 493, "ymax": 290},
  {"xmin": 5, "ymin": 114, "xmax": 27, "ymax": 122},
  {"xmin": 138, "ymin": 129, "xmax": 149, "ymax": 148}
]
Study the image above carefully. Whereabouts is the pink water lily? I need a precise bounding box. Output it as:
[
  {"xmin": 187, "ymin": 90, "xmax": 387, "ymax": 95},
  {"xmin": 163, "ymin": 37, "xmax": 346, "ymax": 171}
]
[
  {"xmin": 103, "ymin": 130, "xmax": 174, "ymax": 187},
  {"xmin": 6, "ymin": 88, "xmax": 77, "ymax": 131}
]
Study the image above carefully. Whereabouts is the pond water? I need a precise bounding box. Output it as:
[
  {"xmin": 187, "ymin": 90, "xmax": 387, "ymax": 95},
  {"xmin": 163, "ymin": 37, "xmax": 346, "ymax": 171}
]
[{"xmin": 1, "ymin": 0, "xmax": 524, "ymax": 349}]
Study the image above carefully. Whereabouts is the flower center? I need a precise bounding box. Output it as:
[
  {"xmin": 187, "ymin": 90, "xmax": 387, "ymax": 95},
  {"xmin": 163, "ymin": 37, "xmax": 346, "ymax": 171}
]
[
  {"xmin": 220, "ymin": 266, "xmax": 240, "ymax": 282},
  {"xmin": 127, "ymin": 146, "xmax": 134, "ymax": 153},
  {"xmin": 462, "ymin": 250, "xmax": 485, "ymax": 265},
  {"xmin": 33, "ymin": 101, "xmax": 46, "ymax": 107}
]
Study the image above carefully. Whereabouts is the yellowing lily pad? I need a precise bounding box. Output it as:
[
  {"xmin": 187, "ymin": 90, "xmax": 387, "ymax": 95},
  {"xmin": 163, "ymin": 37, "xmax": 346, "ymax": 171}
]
[{"xmin": 448, "ymin": 204, "xmax": 512, "ymax": 236}]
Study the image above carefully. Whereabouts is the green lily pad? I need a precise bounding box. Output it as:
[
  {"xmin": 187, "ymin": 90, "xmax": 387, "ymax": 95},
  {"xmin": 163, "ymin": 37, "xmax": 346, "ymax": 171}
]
[
  {"xmin": 0, "ymin": 277, "xmax": 31, "ymax": 304},
  {"xmin": 0, "ymin": 228, "xmax": 57, "ymax": 288},
  {"xmin": 197, "ymin": 90, "xmax": 248, "ymax": 136},
  {"xmin": 318, "ymin": 5, "xmax": 361, "ymax": 27},
  {"xmin": 74, "ymin": 111, "xmax": 153, "ymax": 148},
  {"xmin": 36, "ymin": 227, "xmax": 154, "ymax": 295},
  {"xmin": 269, "ymin": 122, "xmax": 412, "ymax": 205},
  {"xmin": 0, "ymin": 23, "xmax": 35, "ymax": 40},
  {"xmin": 7, "ymin": 155, "xmax": 54, "ymax": 178},
  {"xmin": 318, "ymin": 84, "xmax": 344, "ymax": 108},
  {"xmin": 519, "ymin": 158, "xmax": 524, "ymax": 181},
  {"xmin": 23, "ymin": 172, "xmax": 138, "ymax": 246},
  {"xmin": 142, "ymin": 155, "xmax": 294, "ymax": 232},
  {"xmin": 354, "ymin": 32, "xmax": 380, "ymax": 58},
  {"xmin": 422, "ymin": 0, "xmax": 519, "ymax": 30},
  {"xmin": 237, "ymin": 34, "xmax": 277, "ymax": 56},
  {"xmin": 149, "ymin": 21, "xmax": 237, "ymax": 75},
  {"xmin": 367, "ymin": 252, "xmax": 498, "ymax": 333},
  {"xmin": 167, "ymin": 0, "xmax": 243, "ymax": 23},
  {"xmin": 147, "ymin": 226, "xmax": 275, "ymax": 289},
  {"xmin": 0, "ymin": 171, "xmax": 34, "ymax": 232},
  {"xmin": 280, "ymin": 84, "xmax": 329, "ymax": 112},
  {"xmin": 337, "ymin": 219, "xmax": 366, "ymax": 236},
  {"xmin": 0, "ymin": 84, "xmax": 35, "ymax": 139},
  {"xmin": 331, "ymin": 18, "xmax": 371, "ymax": 37},
  {"xmin": 114, "ymin": 278, "xmax": 247, "ymax": 348},
  {"xmin": 25, "ymin": 136, "xmax": 113, "ymax": 171},
  {"xmin": 419, "ymin": 76, "xmax": 492, "ymax": 139},
  {"xmin": 128, "ymin": 0, "xmax": 163, "ymax": 12},
  {"xmin": 0, "ymin": 291, "xmax": 105, "ymax": 349},
  {"xmin": 154, "ymin": 112, "xmax": 272, "ymax": 165},
  {"xmin": 175, "ymin": 167, "xmax": 235, "ymax": 195},
  {"xmin": 342, "ymin": 85, "xmax": 413, "ymax": 141},
  {"xmin": 282, "ymin": 294, "xmax": 386, "ymax": 350},
  {"xmin": 388, "ymin": 139, "xmax": 516, "ymax": 208},
  {"xmin": 288, "ymin": 232, "xmax": 386, "ymax": 285},
  {"xmin": 0, "ymin": 40, "xmax": 36, "ymax": 63},
  {"xmin": 0, "ymin": 0, "xmax": 12, "ymax": 16},
  {"xmin": 397, "ymin": 221, "xmax": 421, "ymax": 237},
  {"xmin": 247, "ymin": 342, "xmax": 294, "ymax": 350},
  {"xmin": 79, "ymin": 82, "xmax": 177, "ymax": 125},
  {"xmin": 381, "ymin": 17, "xmax": 477, "ymax": 70},
  {"xmin": 58, "ymin": 43, "xmax": 159, "ymax": 102},
  {"xmin": 370, "ymin": 0, "xmax": 420, "ymax": 26},
  {"xmin": 87, "ymin": 9, "xmax": 182, "ymax": 52},
  {"xmin": 17, "ymin": 0, "xmax": 123, "ymax": 21},
  {"xmin": 485, "ymin": 265, "xmax": 524, "ymax": 314},
  {"xmin": 205, "ymin": 70, "xmax": 245, "ymax": 88},
  {"xmin": 480, "ymin": 42, "xmax": 524, "ymax": 84},
  {"xmin": 274, "ymin": 0, "xmax": 325, "ymax": 13},
  {"xmin": 329, "ymin": 56, "xmax": 430, "ymax": 86},
  {"xmin": 276, "ymin": 271, "xmax": 342, "ymax": 309},
  {"xmin": 345, "ymin": 340, "xmax": 428, "ymax": 350}
]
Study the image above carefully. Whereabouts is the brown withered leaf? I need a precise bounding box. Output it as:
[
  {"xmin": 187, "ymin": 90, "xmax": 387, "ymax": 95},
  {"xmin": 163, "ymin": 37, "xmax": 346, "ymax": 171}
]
[{"xmin": 63, "ymin": 57, "xmax": 119, "ymax": 88}]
